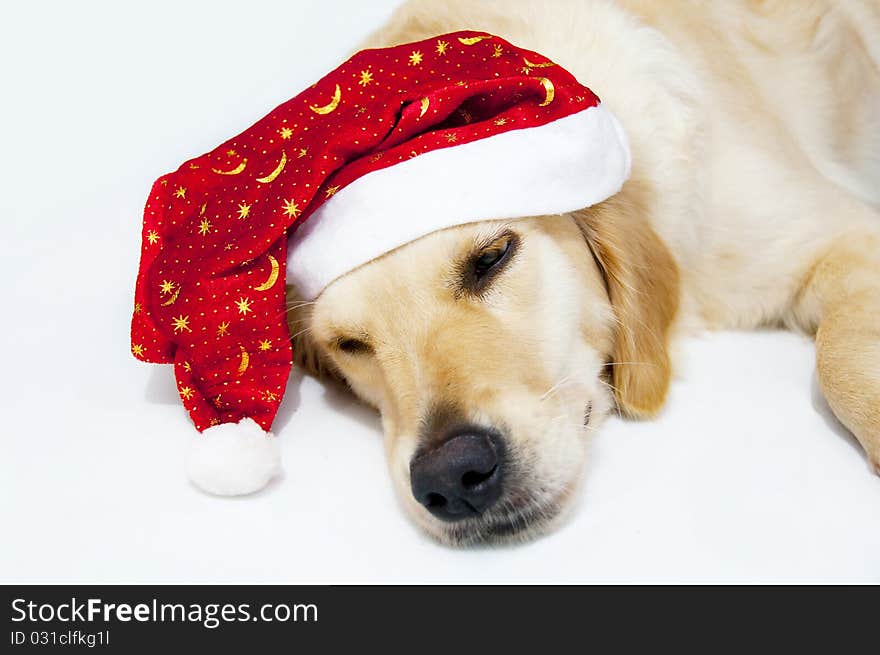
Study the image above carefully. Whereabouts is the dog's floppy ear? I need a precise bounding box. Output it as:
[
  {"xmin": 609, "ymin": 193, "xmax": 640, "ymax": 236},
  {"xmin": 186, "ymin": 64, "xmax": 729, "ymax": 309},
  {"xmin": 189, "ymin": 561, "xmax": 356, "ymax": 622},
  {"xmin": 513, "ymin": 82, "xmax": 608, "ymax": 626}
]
[
  {"xmin": 571, "ymin": 181, "xmax": 680, "ymax": 418},
  {"xmin": 285, "ymin": 285, "xmax": 345, "ymax": 384}
]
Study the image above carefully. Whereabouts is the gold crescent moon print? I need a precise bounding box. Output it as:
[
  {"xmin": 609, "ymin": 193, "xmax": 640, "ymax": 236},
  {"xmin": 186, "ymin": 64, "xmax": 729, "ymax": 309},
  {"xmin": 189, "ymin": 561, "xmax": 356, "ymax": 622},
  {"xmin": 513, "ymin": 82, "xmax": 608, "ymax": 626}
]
[
  {"xmin": 253, "ymin": 255, "xmax": 280, "ymax": 291},
  {"xmin": 256, "ymin": 151, "xmax": 287, "ymax": 184},
  {"xmin": 419, "ymin": 97, "xmax": 429, "ymax": 117},
  {"xmin": 237, "ymin": 345, "xmax": 250, "ymax": 376},
  {"xmin": 160, "ymin": 287, "xmax": 180, "ymax": 306},
  {"xmin": 310, "ymin": 84, "xmax": 341, "ymax": 115},
  {"xmin": 458, "ymin": 35, "xmax": 491, "ymax": 45},
  {"xmin": 523, "ymin": 57, "xmax": 555, "ymax": 70},
  {"xmin": 211, "ymin": 159, "xmax": 248, "ymax": 175},
  {"xmin": 537, "ymin": 77, "xmax": 555, "ymax": 106}
]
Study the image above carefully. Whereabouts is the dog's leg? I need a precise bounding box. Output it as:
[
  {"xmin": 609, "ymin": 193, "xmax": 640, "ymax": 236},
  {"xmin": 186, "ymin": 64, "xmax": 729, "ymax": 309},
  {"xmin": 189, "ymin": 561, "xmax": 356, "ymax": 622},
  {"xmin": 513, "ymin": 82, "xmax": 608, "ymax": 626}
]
[{"xmin": 791, "ymin": 227, "xmax": 880, "ymax": 472}]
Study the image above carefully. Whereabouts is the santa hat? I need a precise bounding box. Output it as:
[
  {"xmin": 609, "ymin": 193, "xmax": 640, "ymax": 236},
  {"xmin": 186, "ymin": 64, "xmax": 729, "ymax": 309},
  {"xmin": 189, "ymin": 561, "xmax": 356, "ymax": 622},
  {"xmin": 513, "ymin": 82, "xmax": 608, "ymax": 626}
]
[{"xmin": 131, "ymin": 31, "xmax": 630, "ymax": 496}]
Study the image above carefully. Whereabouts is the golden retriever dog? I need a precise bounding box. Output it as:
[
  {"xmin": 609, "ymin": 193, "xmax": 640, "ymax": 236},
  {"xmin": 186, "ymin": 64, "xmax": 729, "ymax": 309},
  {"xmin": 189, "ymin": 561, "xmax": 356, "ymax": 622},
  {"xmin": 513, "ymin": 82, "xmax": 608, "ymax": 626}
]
[{"xmin": 287, "ymin": 0, "xmax": 880, "ymax": 545}]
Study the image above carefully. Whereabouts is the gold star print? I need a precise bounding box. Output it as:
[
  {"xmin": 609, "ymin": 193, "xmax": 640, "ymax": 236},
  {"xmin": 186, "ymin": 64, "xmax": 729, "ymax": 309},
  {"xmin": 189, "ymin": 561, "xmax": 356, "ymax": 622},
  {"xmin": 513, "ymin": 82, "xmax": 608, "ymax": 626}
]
[
  {"xmin": 235, "ymin": 297, "xmax": 252, "ymax": 315},
  {"xmin": 297, "ymin": 148, "xmax": 308, "ymax": 158},
  {"xmin": 217, "ymin": 321, "xmax": 230, "ymax": 337},
  {"xmin": 520, "ymin": 66, "xmax": 531, "ymax": 75},
  {"xmin": 358, "ymin": 69, "xmax": 373, "ymax": 87},
  {"xmin": 237, "ymin": 202, "xmax": 251, "ymax": 219},
  {"xmin": 279, "ymin": 127, "xmax": 293, "ymax": 140},
  {"xmin": 445, "ymin": 133, "xmax": 458, "ymax": 143},
  {"xmin": 180, "ymin": 386, "xmax": 194, "ymax": 400},
  {"xmin": 146, "ymin": 230, "xmax": 159, "ymax": 245},
  {"xmin": 159, "ymin": 280, "xmax": 175, "ymax": 295},
  {"xmin": 209, "ymin": 417, "xmax": 220, "ymax": 426},
  {"xmin": 174, "ymin": 186, "xmax": 186, "ymax": 199},
  {"xmin": 258, "ymin": 339, "xmax": 272, "ymax": 351},
  {"xmin": 188, "ymin": 163, "xmax": 200, "ymax": 170},
  {"xmin": 262, "ymin": 390, "xmax": 279, "ymax": 402},
  {"xmin": 224, "ymin": 244, "xmax": 234, "ymax": 251},
  {"xmin": 183, "ymin": 361, "xmax": 192, "ymax": 372},
  {"xmin": 172, "ymin": 315, "xmax": 191, "ymax": 333},
  {"xmin": 408, "ymin": 50, "xmax": 423, "ymax": 66},
  {"xmin": 436, "ymin": 40, "xmax": 448, "ymax": 56},
  {"xmin": 355, "ymin": 106, "xmax": 367, "ymax": 116},
  {"xmin": 325, "ymin": 185, "xmax": 340, "ymax": 198},
  {"xmin": 134, "ymin": 302, "xmax": 142, "ymax": 314},
  {"xmin": 494, "ymin": 118, "xmax": 509, "ymax": 126},
  {"xmin": 492, "ymin": 43, "xmax": 503, "ymax": 58},
  {"xmin": 198, "ymin": 218, "xmax": 212, "ymax": 236},
  {"xmin": 227, "ymin": 149, "xmax": 237, "ymax": 156},
  {"xmin": 131, "ymin": 343, "xmax": 145, "ymax": 357},
  {"xmin": 282, "ymin": 198, "xmax": 301, "ymax": 218}
]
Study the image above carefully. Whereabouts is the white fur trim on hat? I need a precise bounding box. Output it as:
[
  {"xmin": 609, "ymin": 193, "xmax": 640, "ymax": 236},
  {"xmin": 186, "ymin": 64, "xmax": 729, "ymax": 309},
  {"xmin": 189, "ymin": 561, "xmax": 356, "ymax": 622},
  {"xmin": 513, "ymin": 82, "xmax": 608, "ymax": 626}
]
[
  {"xmin": 286, "ymin": 103, "xmax": 631, "ymax": 298},
  {"xmin": 186, "ymin": 418, "xmax": 281, "ymax": 496}
]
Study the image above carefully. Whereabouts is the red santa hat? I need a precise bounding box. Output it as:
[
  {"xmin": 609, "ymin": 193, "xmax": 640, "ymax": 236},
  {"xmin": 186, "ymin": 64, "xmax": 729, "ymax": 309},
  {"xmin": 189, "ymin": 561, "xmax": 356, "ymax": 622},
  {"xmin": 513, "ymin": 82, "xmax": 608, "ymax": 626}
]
[{"xmin": 131, "ymin": 31, "xmax": 630, "ymax": 496}]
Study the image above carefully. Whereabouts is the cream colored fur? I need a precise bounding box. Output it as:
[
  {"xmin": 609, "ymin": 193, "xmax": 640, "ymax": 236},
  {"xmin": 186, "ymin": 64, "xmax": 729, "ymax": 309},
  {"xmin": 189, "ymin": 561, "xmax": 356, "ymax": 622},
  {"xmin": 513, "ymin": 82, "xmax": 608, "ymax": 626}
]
[{"xmin": 289, "ymin": 0, "xmax": 880, "ymax": 544}]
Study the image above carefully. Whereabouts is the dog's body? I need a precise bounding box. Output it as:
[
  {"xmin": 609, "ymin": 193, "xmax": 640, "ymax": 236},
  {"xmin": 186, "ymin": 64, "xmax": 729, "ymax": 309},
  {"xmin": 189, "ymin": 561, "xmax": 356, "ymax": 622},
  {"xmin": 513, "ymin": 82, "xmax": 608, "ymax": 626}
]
[{"xmin": 290, "ymin": 0, "xmax": 880, "ymax": 544}]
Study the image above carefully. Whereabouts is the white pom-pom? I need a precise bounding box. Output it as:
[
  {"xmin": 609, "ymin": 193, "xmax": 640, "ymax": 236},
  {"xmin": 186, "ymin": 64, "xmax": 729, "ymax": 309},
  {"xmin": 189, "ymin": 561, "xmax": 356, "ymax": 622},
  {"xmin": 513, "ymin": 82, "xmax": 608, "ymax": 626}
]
[{"xmin": 186, "ymin": 418, "xmax": 281, "ymax": 496}]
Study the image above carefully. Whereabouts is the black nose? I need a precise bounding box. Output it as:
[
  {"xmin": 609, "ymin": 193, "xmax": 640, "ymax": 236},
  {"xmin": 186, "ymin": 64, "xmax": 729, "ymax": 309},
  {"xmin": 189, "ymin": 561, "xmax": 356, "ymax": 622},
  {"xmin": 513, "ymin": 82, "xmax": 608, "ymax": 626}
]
[{"xmin": 410, "ymin": 428, "xmax": 503, "ymax": 521}]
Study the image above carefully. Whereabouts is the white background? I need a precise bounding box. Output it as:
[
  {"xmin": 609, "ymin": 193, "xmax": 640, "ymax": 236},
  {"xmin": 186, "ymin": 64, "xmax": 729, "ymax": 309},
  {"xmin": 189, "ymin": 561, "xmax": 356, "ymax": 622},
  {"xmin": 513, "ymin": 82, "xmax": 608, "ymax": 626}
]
[{"xmin": 2, "ymin": 0, "xmax": 878, "ymax": 583}]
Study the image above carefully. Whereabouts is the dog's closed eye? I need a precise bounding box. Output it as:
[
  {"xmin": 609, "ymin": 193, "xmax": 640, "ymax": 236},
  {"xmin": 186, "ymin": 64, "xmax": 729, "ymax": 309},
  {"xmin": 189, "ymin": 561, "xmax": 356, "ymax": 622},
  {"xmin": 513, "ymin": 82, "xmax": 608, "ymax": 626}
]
[
  {"xmin": 336, "ymin": 337, "xmax": 373, "ymax": 355},
  {"xmin": 462, "ymin": 231, "xmax": 518, "ymax": 294}
]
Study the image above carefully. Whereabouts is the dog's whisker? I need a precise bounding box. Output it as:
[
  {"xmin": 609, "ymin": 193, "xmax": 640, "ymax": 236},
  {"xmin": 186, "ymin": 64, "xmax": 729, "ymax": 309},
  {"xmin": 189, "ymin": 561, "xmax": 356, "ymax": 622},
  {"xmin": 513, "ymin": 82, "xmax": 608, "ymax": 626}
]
[
  {"xmin": 289, "ymin": 326, "xmax": 314, "ymax": 340},
  {"xmin": 596, "ymin": 377, "xmax": 625, "ymax": 417},
  {"xmin": 540, "ymin": 374, "xmax": 577, "ymax": 400},
  {"xmin": 284, "ymin": 306, "xmax": 314, "ymax": 316},
  {"xmin": 597, "ymin": 375, "xmax": 620, "ymax": 393},
  {"xmin": 285, "ymin": 300, "xmax": 316, "ymax": 310}
]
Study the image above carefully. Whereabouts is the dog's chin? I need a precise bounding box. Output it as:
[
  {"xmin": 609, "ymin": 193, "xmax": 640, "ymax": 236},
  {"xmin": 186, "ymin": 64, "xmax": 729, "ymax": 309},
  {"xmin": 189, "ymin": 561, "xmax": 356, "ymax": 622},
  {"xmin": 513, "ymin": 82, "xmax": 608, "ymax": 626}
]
[{"xmin": 414, "ymin": 493, "xmax": 569, "ymax": 547}]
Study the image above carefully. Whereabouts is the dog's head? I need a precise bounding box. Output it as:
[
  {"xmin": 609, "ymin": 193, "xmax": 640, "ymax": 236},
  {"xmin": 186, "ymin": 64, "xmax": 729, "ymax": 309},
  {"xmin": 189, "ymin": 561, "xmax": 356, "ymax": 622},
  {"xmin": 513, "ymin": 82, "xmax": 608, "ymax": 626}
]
[{"xmin": 289, "ymin": 182, "xmax": 679, "ymax": 544}]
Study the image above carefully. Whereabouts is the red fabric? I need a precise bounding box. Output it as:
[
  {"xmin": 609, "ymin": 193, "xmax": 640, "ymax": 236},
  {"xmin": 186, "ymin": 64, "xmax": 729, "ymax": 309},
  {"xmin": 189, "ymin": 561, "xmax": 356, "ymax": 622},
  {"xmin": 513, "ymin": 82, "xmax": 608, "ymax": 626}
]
[{"xmin": 131, "ymin": 30, "xmax": 600, "ymax": 432}]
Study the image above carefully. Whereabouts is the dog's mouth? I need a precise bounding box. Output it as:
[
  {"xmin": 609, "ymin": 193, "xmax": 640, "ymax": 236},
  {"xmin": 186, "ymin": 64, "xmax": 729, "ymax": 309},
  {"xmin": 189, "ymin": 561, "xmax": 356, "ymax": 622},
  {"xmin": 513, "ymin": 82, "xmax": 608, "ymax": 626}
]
[{"xmin": 428, "ymin": 492, "xmax": 565, "ymax": 546}]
